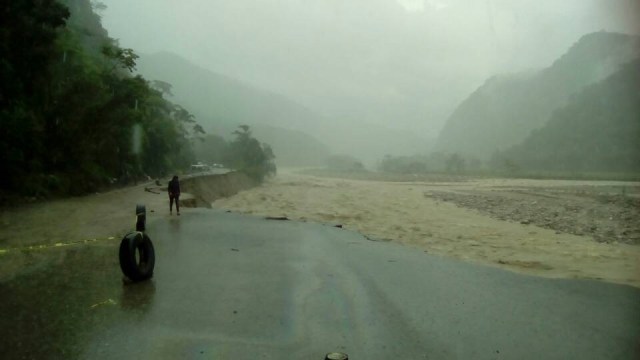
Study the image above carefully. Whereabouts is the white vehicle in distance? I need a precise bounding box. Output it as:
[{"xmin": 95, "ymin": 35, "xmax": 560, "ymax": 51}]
[{"xmin": 190, "ymin": 162, "xmax": 211, "ymax": 173}]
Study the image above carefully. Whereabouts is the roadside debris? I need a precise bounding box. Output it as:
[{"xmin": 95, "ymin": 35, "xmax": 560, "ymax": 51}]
[{"xmin": 265, "ymin": 216, "xmax": 289, "ymax": 221}]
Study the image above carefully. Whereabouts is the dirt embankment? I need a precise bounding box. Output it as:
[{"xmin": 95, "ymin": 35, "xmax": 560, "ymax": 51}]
[{"xmin": 180, "ymin": 172, "xmax": 257, "ymax": 208}]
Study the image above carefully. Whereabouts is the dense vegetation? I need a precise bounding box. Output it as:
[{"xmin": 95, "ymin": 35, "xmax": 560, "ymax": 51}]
[
  {"xmin": 194, "ymin": 125, "xmax": 276, "ymax": 181},
  {"xmin": 0, "ymin": 0, "xmax": 202, "ymax": 197},
  {"xmin": 436, "ymin": 32, "xmax": 640, "ymax": 160},
  {"xmin": 0, "ymin": 0, "xmax": 275, "ymax": 200},
  {"xmin": 228, "ymin": 126, "xmax": 276, "ymax": 181}
]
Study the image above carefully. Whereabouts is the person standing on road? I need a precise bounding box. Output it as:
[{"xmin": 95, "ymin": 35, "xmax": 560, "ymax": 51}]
[{"xmin": 168, "ymin": 175, "xmax": 181, "ymax": 215}]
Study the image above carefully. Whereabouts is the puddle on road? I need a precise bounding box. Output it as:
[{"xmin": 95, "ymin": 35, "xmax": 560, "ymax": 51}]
[{"xmin": 0, "ymin": 245, "xmax": 156, "ymax": 359}]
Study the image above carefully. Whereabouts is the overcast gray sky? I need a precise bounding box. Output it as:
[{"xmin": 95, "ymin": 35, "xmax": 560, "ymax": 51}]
[{"xmin": 101, "ymin": 0, "xmax": 640, "ymax": 136}]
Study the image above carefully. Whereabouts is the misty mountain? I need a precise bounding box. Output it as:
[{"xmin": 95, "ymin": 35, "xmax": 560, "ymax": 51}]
[
  {"xmin": 103, "ymin": 0, "xmax": 640, "ymax": 140},
  {"xmin": 435, "ymin": 31, "xmax": 640, "ymax": 159},
  {"xmin": 137, "ymin": 51, "xmax": 433, "ymax": 164},
  {"xmin": 498, "ymin": 58, "xmax": 640, "ymax": 173},
  {"xmin": 204, "ymin": 122, "xmax": 332, "ymax": 167},
  {"xmin": 249, "ymin": 125, "xmax": 331, "ymax": 167},
  {"xmin": 136, "ymin": 52, "xmax": 321, "ymax": 133},
  {"xmin": 136, "ymin": 51, "xmax": 331, "ymax": 166}
]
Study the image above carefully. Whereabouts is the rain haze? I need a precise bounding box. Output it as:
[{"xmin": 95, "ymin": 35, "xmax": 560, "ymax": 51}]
[
  {"xmin": 2, "ymin": 0, "xmax": 640, "ymax": 358},
  {"xmin": 101, "ymin": 0, "xmax": 639, "ymax": 138}
]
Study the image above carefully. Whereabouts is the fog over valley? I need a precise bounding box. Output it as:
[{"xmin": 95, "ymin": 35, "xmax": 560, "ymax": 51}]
[
  {"xmin": 99, "ymin": 0, "xmax": 639, "ymax": 169},
  {"xmin": 3, "ymin": 2, "xmax": 640, "ymax": 357}
]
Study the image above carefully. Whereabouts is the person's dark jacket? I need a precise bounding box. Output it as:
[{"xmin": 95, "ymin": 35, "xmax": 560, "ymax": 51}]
[{"xmin": 168, "ymin": 179, "xmax": 180, "ymax": 196}]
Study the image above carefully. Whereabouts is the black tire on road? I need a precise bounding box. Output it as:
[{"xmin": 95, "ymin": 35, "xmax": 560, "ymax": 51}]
[
  {"xmin": 136, "ymin": 204, "xmax": 146, "ymax": 232},
  {"xmin": 119, "ymin": 231, "xmax": 155, "ymax": 282}
]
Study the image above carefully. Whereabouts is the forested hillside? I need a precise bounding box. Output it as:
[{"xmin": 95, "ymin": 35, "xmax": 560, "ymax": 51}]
[
  {"xmin": 0, "ymin": 0, "xmax": 210, "ymax": 199},
  {"xmin": 497, "ymin": 59, "xmax": 640, "ymax": 173},
  {"xmin": 436, "ymin": 32, "xmax": 640, "ymax": 159}
]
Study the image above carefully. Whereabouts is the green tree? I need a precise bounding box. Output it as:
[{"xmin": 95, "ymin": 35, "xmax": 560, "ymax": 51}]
[
  {"xmin": 0, "ymin": 0, "xmax": 70, "ymax": 192},
  {"xmin": 0, "ymin": 0, "xmax": 203, "ymax": 197},
  {"xmin": 228, "ymin": 125, "xmax": 276, "ymax": 181}
]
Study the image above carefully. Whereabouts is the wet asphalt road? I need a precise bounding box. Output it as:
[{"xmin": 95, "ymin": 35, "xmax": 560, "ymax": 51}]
[{"xmin": 1, "ymin": 208, "xmax": 639, "ymax": 359}]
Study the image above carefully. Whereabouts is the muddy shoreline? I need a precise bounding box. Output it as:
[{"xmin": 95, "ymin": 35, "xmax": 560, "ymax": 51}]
[{"xmin": 214, "ymin": 172, "xmax": 640, "ymax": 287}]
